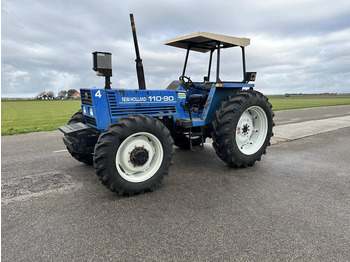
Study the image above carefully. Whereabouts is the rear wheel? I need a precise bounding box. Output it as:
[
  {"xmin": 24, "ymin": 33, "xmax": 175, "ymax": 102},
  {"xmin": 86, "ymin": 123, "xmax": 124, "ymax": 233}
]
[
  {"xmin": 211, "ymin": 90, "xmax": 274, "ymax": 167},
  {"xmin": 66, "ymin": 110, "xmax": 93, "ymax": 165},
  {"xmin": 93, "ymin": 114, "xmax": 174, "ymax": 195}
]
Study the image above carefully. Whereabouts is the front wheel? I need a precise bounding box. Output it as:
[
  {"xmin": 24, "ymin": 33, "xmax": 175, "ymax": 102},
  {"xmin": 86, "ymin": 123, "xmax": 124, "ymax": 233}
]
[
  {"xmin": 93, "ymin": 114, "xmax": 174, "ymax": 195},
  {"xmin": 211, "ymin": 90, "xmax": 274, "ymax": 167}
]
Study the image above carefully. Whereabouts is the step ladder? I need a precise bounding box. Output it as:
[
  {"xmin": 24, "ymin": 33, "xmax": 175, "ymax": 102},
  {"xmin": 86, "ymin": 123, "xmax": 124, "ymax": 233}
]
[{"xmin": 189, "ymin": 126, "xmax": 205, "ymax": 151}]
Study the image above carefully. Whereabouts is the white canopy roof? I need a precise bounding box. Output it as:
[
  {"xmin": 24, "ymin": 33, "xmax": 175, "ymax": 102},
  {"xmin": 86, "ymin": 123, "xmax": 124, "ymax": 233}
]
[{"xmin": 164, "ymin": 32, "xmax": 250, "ymax": 53}]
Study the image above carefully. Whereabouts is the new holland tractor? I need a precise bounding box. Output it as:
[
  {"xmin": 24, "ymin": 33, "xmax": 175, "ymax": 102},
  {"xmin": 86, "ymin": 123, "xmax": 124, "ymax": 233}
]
[{"xmin": 60, "ymin": 14, "xmax": 274, "ymax": 195}]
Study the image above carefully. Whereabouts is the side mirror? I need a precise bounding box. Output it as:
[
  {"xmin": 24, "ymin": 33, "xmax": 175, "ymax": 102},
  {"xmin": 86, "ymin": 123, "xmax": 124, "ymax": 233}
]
[
  {"xmin": 244, "ymin": 72, "xmax": 257, "ymax": 82},
  {"xmin": 92, "ymin": 52, "xmax": 112, "ymax": 77}
]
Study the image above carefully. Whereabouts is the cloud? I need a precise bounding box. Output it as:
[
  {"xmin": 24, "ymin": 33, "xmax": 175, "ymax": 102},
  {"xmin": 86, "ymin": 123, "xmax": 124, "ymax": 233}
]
[
  {"xmin": 2, "ymin": 0, "xmax": 350, "ymax": 97},
  {"xmin": 2, "ymin": 65, "xmax": 31, "ymax": 95},
  {"xmin": 249, "ymin": 28, "xmax": 350, "ymax": 93}
]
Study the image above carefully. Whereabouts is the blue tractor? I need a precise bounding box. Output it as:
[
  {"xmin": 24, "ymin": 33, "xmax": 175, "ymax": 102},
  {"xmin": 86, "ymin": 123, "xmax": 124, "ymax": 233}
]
[{"xmin": 60, "ymin": 14, "xmax": 274, "ymax": 195}]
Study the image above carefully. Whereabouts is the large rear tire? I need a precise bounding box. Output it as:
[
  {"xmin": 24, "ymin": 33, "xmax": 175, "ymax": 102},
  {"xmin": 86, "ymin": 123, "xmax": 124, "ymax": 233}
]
[
  {"xmin": 211, "ymin": 90, "xmax": 274, "ymax": 167},
  {"xmin": 66, "ymin": 110, "xmax": 93, "ymax": 165},
  {"xmin": 93, "ymin": 114, "xmax": 174, "ymax": 195}
]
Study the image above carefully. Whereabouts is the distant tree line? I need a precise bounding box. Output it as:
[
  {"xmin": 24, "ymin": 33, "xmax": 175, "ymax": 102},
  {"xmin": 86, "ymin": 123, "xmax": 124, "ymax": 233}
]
[
  {"xmin": 284, "ymin": 92, "xmax": 342, "ymax": 97},
  {"xmin": 37, "ymin": 89, "xmax": 79, "ymax": 100}
]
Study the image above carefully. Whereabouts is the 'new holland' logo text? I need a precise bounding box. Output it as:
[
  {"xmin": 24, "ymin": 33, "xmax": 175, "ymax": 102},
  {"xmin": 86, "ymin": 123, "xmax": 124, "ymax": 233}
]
[
  {"xmin": 121, "ymin": 96, "xmax": 175, "ymax": 103},
  {"xmin": 122, "ymin": 97, "xmax": 147, "ymax": 102}
]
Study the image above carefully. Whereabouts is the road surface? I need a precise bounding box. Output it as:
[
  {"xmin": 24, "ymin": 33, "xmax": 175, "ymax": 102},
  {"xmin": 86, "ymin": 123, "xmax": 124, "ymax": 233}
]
[{"xmin": 2, "ymin": 105, "xmax": 350, "ymax": 261}]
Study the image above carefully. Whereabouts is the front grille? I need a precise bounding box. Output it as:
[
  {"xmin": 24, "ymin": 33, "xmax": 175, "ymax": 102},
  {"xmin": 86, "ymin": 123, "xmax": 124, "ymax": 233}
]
[
  {"xmin": 81, "ymin": 90, "xmax": 92, "ymax": 105},
  {"xmin": 110, "ymin": 106, "xmax": 176, "ymax": 116},
  {"xmin": 85, "ymin": 116, "xmax": 97, "ymax": 126}
]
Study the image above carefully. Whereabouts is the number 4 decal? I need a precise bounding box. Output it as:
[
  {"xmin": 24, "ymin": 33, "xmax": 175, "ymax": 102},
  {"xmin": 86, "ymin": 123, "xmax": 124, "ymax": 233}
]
[{"xmin": 95, "ymin": 90, "xmax": 102, "ymax": 98}]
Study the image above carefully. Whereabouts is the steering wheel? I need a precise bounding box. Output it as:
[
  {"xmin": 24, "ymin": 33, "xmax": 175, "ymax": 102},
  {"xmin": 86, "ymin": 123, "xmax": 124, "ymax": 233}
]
[
  {"xmin": 179, "ymin": 75, "xmax": 193, "ymax": 84},
  {"xmin": 179, "ymin": 75, "xmax": 194, "ymax": 90}
]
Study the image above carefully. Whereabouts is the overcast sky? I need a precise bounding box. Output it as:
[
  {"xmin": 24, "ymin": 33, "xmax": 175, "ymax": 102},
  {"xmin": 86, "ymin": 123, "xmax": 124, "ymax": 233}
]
[{"xmin": 2, "ymin": 0, "xmax": 350, "ymax": 97}]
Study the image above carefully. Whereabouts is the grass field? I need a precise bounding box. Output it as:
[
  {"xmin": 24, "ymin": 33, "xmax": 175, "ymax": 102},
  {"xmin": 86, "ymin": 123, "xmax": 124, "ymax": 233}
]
[
  {"xmin": 1, "ymin": 100, "xmax": 81, "ymax": 135},
  {"xmin": 267, "ymin": 94, "xmax": 350, "ymax": 110},
  {"xmin": 2, "ymin": 94, "xmax": 350, "ymax": 135}
]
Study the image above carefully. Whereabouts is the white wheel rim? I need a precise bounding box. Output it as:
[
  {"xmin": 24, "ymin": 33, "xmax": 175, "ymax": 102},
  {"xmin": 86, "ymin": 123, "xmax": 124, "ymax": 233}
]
[
  {"xmin": 235, "ymin": 106, "xmax": 268, "ymax": 155},
  {"xmin": 116, "ymin": 132, "xmax": 163, "ymax": 183}
]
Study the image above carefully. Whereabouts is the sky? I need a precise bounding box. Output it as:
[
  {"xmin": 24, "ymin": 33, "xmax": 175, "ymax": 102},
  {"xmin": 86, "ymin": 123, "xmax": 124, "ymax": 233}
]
[{"xmin": 1, "ymin": 0, "xmax": 350, "ymax": 97}]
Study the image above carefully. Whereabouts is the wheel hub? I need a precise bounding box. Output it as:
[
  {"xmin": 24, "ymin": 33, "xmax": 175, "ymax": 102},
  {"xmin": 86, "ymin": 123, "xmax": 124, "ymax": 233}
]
[
  {"xmin": 237, "ymin": 118, "xmax": 253, "ymax": 138},
  {"xmin": 242, "ymin": 124, "xmax": 250, "ymax": 135},
  {"xmin": 130, "ymin": 147, "xmax": 149, "ymax": 166}
]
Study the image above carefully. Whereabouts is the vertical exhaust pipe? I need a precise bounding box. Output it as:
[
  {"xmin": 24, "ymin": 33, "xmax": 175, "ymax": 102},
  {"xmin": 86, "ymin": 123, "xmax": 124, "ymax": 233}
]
[{"xmin": 130, "ymin": 14, "xmax": 146, "ymax": 90}]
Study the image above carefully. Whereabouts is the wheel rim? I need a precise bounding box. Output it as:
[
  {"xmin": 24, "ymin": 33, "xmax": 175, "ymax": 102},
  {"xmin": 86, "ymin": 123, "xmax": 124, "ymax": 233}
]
[
  {"xmin": 116, "ymin": 132, "xmax": 163, "ymax": 183},
  {"xmin": 235, "ymin": 106, "xmax": 268, "ymax": 155}
]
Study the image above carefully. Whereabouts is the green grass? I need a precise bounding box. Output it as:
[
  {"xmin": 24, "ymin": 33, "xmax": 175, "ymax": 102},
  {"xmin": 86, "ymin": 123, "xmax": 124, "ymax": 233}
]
[
  {"xmin": 2, "ymin": 94, "xmax": 350, "ymax": 135},
  {"xmin": 1, "ymin": 100, "xmax": 81, "ymax": 135},
  {"xmin": 268, "ymin": 94, "xmax": 350, "ymax": 111}
]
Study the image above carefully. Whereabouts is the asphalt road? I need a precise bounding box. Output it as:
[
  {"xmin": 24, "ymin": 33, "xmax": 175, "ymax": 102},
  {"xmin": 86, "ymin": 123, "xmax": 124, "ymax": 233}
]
[
  {"xmin": 2, "ymin": 106, "xmax": 350, "ymax": 261},
  {"xmin": 273, "ymin": 104, "xmax": 350, "ymax": 125}
]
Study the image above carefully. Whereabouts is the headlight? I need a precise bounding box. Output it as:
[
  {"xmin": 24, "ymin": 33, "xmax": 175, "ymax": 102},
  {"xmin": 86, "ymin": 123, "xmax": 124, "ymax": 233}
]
[
  {"xmin": 89, "ymin": 107, "xmax": 94, "ymax": 116},
  {"xmin": 83, "ymin": 107, "xmax": 87, "ymax": 114}
]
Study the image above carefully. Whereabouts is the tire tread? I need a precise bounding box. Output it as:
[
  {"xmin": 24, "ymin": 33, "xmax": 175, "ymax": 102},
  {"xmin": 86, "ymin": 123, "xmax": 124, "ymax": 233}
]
[
  {"xmin": 211, "ymin": 90, "xmax": 274, "ymax": 167},
  {"xmin": 93, "ymin": 114, "xmax": 174, "ymax": 196}
]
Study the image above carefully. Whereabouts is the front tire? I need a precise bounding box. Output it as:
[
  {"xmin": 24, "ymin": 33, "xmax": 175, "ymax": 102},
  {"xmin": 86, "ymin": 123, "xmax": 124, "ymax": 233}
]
[
  {"xmin": 93, "ymin": 114, "xmax": 174, "ymax": 195},
  {"xmin": 211, "ymin": 90, "xmax": 274, "ymax": 167}
]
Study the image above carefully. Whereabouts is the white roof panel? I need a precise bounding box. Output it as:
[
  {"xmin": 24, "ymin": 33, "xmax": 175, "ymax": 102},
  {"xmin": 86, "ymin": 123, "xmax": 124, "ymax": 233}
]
[{"xmin": 165, "ymin": 32, "xmax": 250, "ymax": 52}]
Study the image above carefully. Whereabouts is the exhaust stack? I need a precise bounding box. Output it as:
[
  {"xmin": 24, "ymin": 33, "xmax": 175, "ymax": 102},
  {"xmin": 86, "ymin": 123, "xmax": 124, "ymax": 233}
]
[{"xmin": 130, "ymin": 14, "xmax": 146, "ymax": 90}]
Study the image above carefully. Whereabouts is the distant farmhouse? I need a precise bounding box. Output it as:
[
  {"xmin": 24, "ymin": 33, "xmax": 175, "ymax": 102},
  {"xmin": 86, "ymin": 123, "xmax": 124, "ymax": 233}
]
[
  {"xmin": 73, "ymin": 92, "xmax": 81, "ymax": 99},
  {"xmin": 37, "ymin": 92, "xmax": 54, "ymax": 100},
  {"xmin": 36, "ymin": 91, "xmax": 81, "ymax": 100}
]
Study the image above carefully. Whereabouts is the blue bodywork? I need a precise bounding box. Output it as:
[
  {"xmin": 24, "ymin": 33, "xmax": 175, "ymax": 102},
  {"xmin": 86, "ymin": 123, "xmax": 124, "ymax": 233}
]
[
  {"xmin": 80, "ymin": 81, "xmax": 254, "ymax": 131},
  {"xmin": 59, "ymin": 28, "xmax": 260, "ymax": 161}
]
